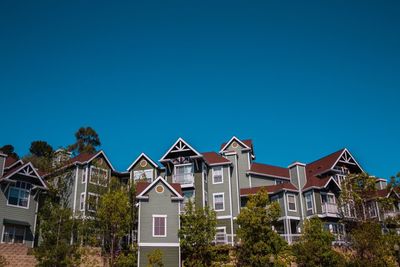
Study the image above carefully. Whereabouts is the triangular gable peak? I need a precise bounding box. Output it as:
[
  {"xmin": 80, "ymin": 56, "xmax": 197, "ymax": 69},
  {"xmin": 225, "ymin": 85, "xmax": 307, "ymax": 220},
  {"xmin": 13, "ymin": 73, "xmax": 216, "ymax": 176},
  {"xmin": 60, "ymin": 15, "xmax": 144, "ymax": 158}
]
[
  {"xmin": 331, "ymin": 149, "xmax": 364, "ymax": 173},
  {"xmin": 219, "ymin": 136, "xmax": 252, "ymax": 153},
  {"xmin": 324, "ymin": 177, "xmax": 341, "ymax": 191},
  {"xmin": 1, "ymin": 162, "xmax": 48, "ymax": 189},
  {"xmin": 87, "ymin": 151, "xmax": 116, "ymax": 171},
  {"xmin": 127, "ymin": 153, "xmax": 159, "ymax": 171},
  {"xmin": 137, "ymin": 176, "xmax": 183, "ymax": 200},
  {"xmin": 159, "ymin": 138, "xmax": 202, "ymax": 162}
]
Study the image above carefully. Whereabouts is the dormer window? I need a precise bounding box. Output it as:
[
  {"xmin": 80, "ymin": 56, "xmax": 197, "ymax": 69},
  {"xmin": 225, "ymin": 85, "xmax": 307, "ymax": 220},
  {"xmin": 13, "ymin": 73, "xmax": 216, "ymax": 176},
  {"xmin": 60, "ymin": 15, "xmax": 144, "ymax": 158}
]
[
  {"xmin": 90, "ymin": 166, "xmax": 108, "ymax": 187},
  {"xmin": 173, "ymin": 163, "xmax": 194, "ymax": 185},
  {"xmin": 7, "ymin": 181, "xmax": 31, "ymax": 208}
]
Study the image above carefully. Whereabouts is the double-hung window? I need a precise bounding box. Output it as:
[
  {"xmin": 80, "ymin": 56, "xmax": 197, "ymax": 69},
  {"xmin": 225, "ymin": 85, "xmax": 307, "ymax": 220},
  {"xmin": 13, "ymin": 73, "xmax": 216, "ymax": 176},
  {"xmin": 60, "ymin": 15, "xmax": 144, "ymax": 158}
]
[
  {"xmin": 133, "ymin": 169, "xmax": 153, "ymax": 182},
  {"xmin": 174, "ymin": 164, "xmax": 193, "ymax": 184},
  {"xmin": 81, "ymin": 168, "xmax": 87, "ymax": 184},
  {"xmin": 152, "ymin": 215, "xmax": 167, "ymax": 237},
  {"xmin": 90, "ymin": 166, "xmax": 108, "ymax": 186},
  {"xmin": 213, "ymin": 193, "xmax": 224, "ymax": 211},
  {"xmin": 305, "ymin": 193, "xmax": 313, "ymax": 211},
  {"xmin": 212, "ymin": 167, "xmax": 223, "ymax": 184},
  {"xmin": 87, "ymin": 193, "xmax": 100, "ymax": 212},
  {"xmin": 287, "ymin": 194, "xmax": 296, "ymax": 212},
  {"xmin": 7, "ymin": 181, "xmax": 31, "ymax": 208},
  {"xmin": 2, "ymin": 225, "xmax": 25, "ymax": 244}
]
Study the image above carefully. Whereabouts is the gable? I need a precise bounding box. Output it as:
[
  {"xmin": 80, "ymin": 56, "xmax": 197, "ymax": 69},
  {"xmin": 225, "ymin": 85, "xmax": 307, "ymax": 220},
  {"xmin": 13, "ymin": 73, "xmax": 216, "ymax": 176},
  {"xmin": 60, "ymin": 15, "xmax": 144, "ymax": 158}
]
[
  {"xmin": 137, "ymin": 176, "xmax": 183, "ymax": 199},
  {"xmin": 127, "ymin": 153, "xmax": 159, "ymax": 171},
  {"xmin": 160, "ymin": 138, "xmax": 202, "ymax": 161},
  {"xmin": 1, "ymin": 162, "xmax": 47, "ymax": 189},
  {"xmin": 219, "ymin": 136, "xmax": 252, "ymax": 153}
]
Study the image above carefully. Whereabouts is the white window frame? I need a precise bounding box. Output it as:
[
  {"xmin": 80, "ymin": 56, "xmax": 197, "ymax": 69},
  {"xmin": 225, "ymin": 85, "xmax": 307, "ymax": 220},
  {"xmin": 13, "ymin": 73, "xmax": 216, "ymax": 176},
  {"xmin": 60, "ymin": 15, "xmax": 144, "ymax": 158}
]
[
  {"xmin": 81, "ymin": 168, "xmax": 86, "ymax": 184},
  {"xmin": 215, "ymin": 226, "xmax": 227, "ymax": 244},
  {"xmin": 287, "ymin": 194, "xmax": 297, "ymax": 212},
  {"xmin": 152, "ymin": 215, "xmax": 167, "ymax": 237},
  {"xmin": 321, "ymin": 192, "xmax": 336, "ymax": 204},
  {"xmin": 87, "ymin": 193, "xmax": 100, "ymax": 212},
  {"xmin": 213, "ymin": 193, "xmax": 225, "ymax": 212},
  {"xmin": 89, "ymin": 166, "xmax": 108, "ymax": 187},
  {"xmin": 80, "ymin": 193, "xmax": 85, "ymax": 211},
  {"xmin": 133, "ymin": 169, "xmax": 154, "ymax": 182},
  {"xmin": 1, "ymin": 225, "xmax": 26, "ymax": 244},
  {"xmin": 305, "ymin": 192, "xmax": 313, "ymax": 211},
  {"xmin": 7, "ymin": 181, "xmax": 31, "ymax": 209},
  {"xmin": 212, "ymin": 167, "xmax": 223, "ymax": 184}
]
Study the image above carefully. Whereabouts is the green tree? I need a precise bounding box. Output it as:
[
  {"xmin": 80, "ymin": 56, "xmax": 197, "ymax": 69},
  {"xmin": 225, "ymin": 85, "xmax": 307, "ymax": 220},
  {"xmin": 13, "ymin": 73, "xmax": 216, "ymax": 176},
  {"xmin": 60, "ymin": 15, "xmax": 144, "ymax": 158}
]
[
  {"xmin": 68, "ymin": 127, "xmax": 101, "ymax": 155},
  {"xmin": 292, "ymin": 218, "xmax": 345, "ymax": 267},
  {"xmin": 236, "ymin": 189, "xmax": 287, "ymax": 267},
  {"xmin": 0, "ymin": 144, "xmax": 19, "ymax": 159},
  {"xmin": 147, "ymin": 249, "xmax": 164, "ymax": 267},
  {"xmin": 29, "ymin": 140, "xmax": 54, "ymax": 158},
  {"xmin": 179, "ymin": 200, "xmax": 217, "ymax": 267},
  {"xmin": 34, "ymin": 167, "xmax": 81, "ymax": 266},
  {"xmin": 96, "ymin": 177, "xmax": 132, "ymax": 266}
]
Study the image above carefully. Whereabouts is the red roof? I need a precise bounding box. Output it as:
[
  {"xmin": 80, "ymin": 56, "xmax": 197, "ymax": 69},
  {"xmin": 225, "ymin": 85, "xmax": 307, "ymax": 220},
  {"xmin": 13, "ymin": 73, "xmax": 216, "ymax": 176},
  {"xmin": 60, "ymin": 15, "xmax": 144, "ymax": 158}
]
[
  {"xmin": 202, "ymin": 152, "xmax": 231, "ymax": 165},
  {"xmin": 4, "ymin": 156, "xmax": 20, "ymax": 169},
  {"xmin": 136, "ymin": 181, "xmax": 182, "ymax": 196},
  {"xmin": 249, "ymin": 162, "xmax": 290, "ymax": 179},
  {"xmin": 220, "ymin": 139, "xmax": 253, "ymax": 150},
  {"xmin": 66, "ymin": 152, "xmax": 97, "ymax": 165},
  {"xmin": 240, "ymin": 183, "xmax": 297, "ymax": 196}
]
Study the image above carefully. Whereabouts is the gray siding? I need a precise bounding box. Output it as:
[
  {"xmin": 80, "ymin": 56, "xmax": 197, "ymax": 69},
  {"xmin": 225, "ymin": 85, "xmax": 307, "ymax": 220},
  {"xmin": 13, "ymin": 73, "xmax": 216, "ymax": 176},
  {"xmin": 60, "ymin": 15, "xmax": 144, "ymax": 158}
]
[
  {"xmin": 207, "ymin": 166, "xmax": 231, "ymax": 217},
  {"xmin": 249, "ymin": 174, "xmax": 276, "ymax": 187}
]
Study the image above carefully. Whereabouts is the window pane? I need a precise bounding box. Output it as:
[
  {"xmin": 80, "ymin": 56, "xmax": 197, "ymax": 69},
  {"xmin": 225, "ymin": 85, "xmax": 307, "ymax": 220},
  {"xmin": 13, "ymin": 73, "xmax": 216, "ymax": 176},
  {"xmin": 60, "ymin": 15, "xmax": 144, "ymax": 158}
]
[
  {"xmin": 8, "ymin": 188, "xmax": 19, "ymax": 205},
  {"xmin": 3, "ymin": 226, "xmax": 14, "ymax": 243},
  {"xmin": 154, "ymin": 217, "xmax": 166, "ymax": 236},
  {"xmin": 14, "ymin": 227, "xmax": 25, "ymax": 243},
  {"xmin": 19, "ymin": 190, "xmax": 29, "ymax": 207}
]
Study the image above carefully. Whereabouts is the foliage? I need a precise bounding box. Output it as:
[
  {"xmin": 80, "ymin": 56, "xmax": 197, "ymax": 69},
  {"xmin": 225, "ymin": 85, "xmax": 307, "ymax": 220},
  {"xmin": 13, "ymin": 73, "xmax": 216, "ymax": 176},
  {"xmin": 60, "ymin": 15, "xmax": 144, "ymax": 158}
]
[
  {"xmin": 34, "ymin": 167, "xmax": 81, "ymax": 266},
  {"xmin": 96, "ymin": 177, "xmax": 132, "ymax": 267},
  {"xmin": 0, "ymin": 255, "xmax": 8, "ymax": 267},
  {"xmin": 236, "ymin": 189, "xmax": 287, "ymax": 267},
  {"xmin": 146, "ymin": 249, "xmax": 164, "ymax": 267},
  {"xmin": 115, "ymin": 246, "xmax": 137, "ymax": 267},
  {"xmin": 68, "ymin": 126, "xmax": 101, "ymax": 155},
  {"xmin": 29, "ymin": 140, "xmax": 54, "ymax": 158},
  {"xmin": 179, "ymin": 200, "xmax": 217, "ymax": 267},
  {"xmin": 0, "ymin": 144, "xmax": 19, "ymax": 159},
  {"xmin": 292, "ymin": 218, "xmax": 345, "ymax": 267},
  {"xmin": 211, "ymin": 244, "xmax": 232, "ymax": 266},
  {"xmin": 347, "ymin": 221, "xmax": 396, "ymax": 267}
]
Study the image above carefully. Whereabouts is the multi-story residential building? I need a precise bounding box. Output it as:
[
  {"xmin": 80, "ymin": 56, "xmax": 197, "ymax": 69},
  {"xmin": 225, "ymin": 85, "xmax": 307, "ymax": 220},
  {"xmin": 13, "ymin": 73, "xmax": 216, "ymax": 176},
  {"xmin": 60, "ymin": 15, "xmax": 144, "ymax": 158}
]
[{"xmin": 0, "ymin": 152, "xmax": 47, "ymax": 247}]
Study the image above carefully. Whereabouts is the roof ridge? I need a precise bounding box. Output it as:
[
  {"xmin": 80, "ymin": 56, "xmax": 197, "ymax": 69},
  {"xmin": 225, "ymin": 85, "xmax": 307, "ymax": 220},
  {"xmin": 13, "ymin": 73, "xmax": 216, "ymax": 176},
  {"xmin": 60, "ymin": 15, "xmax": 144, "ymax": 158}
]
[{"xmin": 306, "ymin": 148, "xmax": 346, "ymax": 166}]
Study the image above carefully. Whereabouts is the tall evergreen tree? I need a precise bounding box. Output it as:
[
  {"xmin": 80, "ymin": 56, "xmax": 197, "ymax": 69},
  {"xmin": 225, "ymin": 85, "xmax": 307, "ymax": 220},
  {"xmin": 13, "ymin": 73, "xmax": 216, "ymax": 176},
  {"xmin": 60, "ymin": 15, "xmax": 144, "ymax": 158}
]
[
  {"xmin": 68, "ymin": 127, "xmax": 101, "ymax": 155},
  {"xmin": 29, "ymin": 140, "xmax": 54, "ymax": 158}
]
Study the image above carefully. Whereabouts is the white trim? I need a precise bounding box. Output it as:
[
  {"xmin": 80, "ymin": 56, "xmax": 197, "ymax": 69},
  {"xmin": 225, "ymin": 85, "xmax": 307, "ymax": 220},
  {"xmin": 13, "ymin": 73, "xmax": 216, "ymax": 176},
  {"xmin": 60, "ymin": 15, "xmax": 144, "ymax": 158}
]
[
  {"xmin": 89, "ymin": 166, "xmax": 109, "ymax": 187},
  {"xmin": 2, "ymin": 162, "xmax": 48, "ymax": 189},
  {"xmin": 305, "ymin": 192, "xmax": 313, "ymax": 211},
  {"xmin": 152, "ymin": 215, "xmax": 167, "ymax": 237},
  {"xmin": 81, "ymin": 168, "xmax": 86, "ymax": 184},
  {"xmin": 73, "ymin": 167, "xmax": 78, "ymax": 214},
  {"xmin": 278, "ymin": 215, "xmax": 301, "ymax": 220},
  {"xmin": 213, "ymin": 192, "xmax": 225, "ymax": 212},
  {"xmin": 159, "ymin": 137, "xmax": 202, "ymax": 161},
  {"xmin": 139, "ymin": 242, "xmax": 180, "ymax": 247},
  {"xmin": 32, "ymin": 193, "xmax": 40, "ymax": 248},
  {"xmin": 127, "ymin": 153, "xmax": 159, "ymax": 171},
  {"xmin": 212, "ymin": 166, "xmax": 224, "ymax": 184},
  {"xmin": 219, "ymin": 136, "xmax": 250, "ymax": 153},
  {"xmin": 87, "ymin": 192, "xmax": 100, "ymax": 212},
  {"xmin": 287, "ymin": 194, "xmax": 297, "ymax": 212},
  {"xmin": 1, "ymin": 225, "xmax": 4, "ymax": 244},
  {"xmin": 137, "ymin": 176, "xmax": 183, "ymax": 199},
  {"xmin": 227, "ymin": 165, "xmax": 234, "ymax": 246},
  {"xmin": 246, "ymin": 171, "xmax": 291, "ymax": 180},
  {"xmin": 87, "ymin": 150, "xmax": 116, "ymax": 171},
  {"xmin": 331, "ymin": 148, "xmax": 364, "ymax": 173},
  {"xmin": 234, "ymin": 155, "xmax": 240, "ymax": 213},
  {"xmin": 202, "ymin": 163, "xmax": 206, "ymax": 208},
  {"xmin": 79, "ymin": 192, "xmax": 86, "ymax": 211},
  {"xmin": 6, "ymin": 182, "xmax": 31, "ymax": 209},
  {"xmin": 84, "ymin": 166, "xmax": 88, "ymax": 217},
  {"xmin": 133, "ymin": 168, "xmax": 154, "ymax": 182},
  {"xmin": 217, "ymin": 215, "xmax": 232, "ymax": 219}
]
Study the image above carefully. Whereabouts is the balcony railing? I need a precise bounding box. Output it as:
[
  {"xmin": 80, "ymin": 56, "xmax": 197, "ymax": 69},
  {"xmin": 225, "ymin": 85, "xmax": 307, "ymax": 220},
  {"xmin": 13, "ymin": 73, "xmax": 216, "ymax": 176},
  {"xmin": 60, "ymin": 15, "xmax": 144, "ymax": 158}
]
[
  {"xmin": 322, "ymin": 203, "xmax": 339, "ymax": 215},
  {"xmin": 173, "ymin": 173, "xmax": 194, "ymax": 185},
  {"xmin": 384, "ymin": 211, "xmax": 400, "ymax": 219},
  {"xmin": 215, "ymin": 233, "xmax": 228, "ymax": 245}
]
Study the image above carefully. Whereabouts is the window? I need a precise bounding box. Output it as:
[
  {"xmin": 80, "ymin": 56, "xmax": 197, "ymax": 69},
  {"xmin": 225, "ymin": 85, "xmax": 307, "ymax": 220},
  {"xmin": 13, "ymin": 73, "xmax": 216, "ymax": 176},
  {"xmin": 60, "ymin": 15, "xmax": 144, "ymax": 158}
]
[
  {"xmin": 7, "ymin": 181, "xmax": 31, "ymax": 208},
  {"xmin": 287, "ymin": 194, "xmax": 296, "ymax": 211},
  {"xmin": 81, "ymin": 168, "xmax": 86, "ymax": 183},
  {"xmin": 87, "ymin": 193, "xmax": 99, "ymax": 212},
  {"xmin": 174, "ymin": 164, "xmax": 194, "ymax": 184},
  {"xmin": 213, "ymin": 193, "xmax": 224, "ymax": 211},
  {"xmin": 322, "ymin": 193, "xmax": 336, "ymax": 204},
  {"xmin": 212, "ymin": 167, "xmax": 223, "ymax": 184},
  {"xmin": 152, "ymin": 215, "xmax": 167, "ymax": 237},
  {"xmin": 305, "ymin": 193, "xmax": 313, "ymax": 211},
  {"xmin": 215, "ymin": 227, "xmax": 227, "ymax": 244},
  {"xmin": 2, "ymin": 225, "xmax": 25, "ymax": 244},
  {"xmin": 80, "ymin": 193, "xmax": 85, "ymax": 211},
  {"xmin": 275, "ymin": 179, "xmax": 284, "ymax": 185},
  {"xmin": 90, "ymin": 167, "xmax": 108, "ymax": 186},
  {"xmin": 133, "ymin": 169, "xmax": 153, "ymax": 182}
]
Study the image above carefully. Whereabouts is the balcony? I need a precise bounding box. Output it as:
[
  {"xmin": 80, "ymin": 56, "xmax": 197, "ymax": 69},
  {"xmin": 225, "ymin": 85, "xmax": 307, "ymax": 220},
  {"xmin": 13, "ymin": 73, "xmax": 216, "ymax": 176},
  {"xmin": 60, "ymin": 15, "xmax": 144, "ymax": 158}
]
[
  {"xmin": 384, "ymin": 211, "xmax": 400, "ymax": 219},
  {"xmin": 321, "ymin": 203, "xmax": 340, "ymax": 217},
  {"xmin": 215, "ymin": 233, "xmax": 228, "ymax": 245},
  {"xmin": 173, "ymin": 173, "xmax": 194, "ymax": 186},
  {"xmin": 280, "ymin": 234, "xmax": 301, "ymax": 244}
]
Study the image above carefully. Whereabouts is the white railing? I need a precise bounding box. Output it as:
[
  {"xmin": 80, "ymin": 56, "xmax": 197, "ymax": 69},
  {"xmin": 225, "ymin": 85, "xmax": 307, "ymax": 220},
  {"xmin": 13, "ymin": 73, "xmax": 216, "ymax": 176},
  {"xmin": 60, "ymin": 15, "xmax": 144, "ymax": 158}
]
[
  {"xmin": 384, "ymin": 211, "xmax": 400, "ymax": 219},
  {"xmin": 322, "ymin": 203, "xmax": 339, "ymax": 214},
  {"xmin": 215, "ymin": 233, "xmax": 228, "ymax": 244},
  {"xmin": 173, "ymin": 173, "xmax": 194, "ymax": 185},
  {"xmin": 280, "ymin": 234, "xmax": 301, "ymax": 244}
]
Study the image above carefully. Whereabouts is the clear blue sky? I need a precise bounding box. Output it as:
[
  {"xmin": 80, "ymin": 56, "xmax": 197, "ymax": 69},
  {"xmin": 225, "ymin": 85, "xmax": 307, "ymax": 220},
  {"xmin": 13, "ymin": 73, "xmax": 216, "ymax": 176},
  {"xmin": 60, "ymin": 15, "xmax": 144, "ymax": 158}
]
[{"xmin": 0, "ymin": 0, "xmax": 399, "ymax": 179}]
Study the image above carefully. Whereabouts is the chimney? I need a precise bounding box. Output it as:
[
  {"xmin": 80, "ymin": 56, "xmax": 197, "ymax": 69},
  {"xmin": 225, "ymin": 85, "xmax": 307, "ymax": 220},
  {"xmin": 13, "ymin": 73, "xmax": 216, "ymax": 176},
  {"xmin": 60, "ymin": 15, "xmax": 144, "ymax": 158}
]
[{"xmin": 288, "ymin": 161, "xmax": 307, "ymax": 189}]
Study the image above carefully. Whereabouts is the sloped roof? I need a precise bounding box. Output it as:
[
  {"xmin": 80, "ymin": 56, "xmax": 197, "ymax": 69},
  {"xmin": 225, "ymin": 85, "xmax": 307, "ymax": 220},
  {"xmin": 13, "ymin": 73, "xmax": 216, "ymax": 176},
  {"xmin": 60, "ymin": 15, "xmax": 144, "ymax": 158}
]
[
  {"xmin": 4, "ymin": 156, "xmax": 19, "ymax": 168},
  {"xmin": 202, "ymin": 152, "xmax": 231, "ymax": 166},
  {"xmin": 249, "ymin": 162, "xmax": 290, "ymax": 179},
  {"xmin": 220, "ymin": 138, "xmax": 253, "ymax": 151},
  {"xmin": 240, "ymin": 183, "xmax": 298, "ymax": 196},
  {"xmin": 136, "ymin": 180, "xmax": 182, "ymax": 196},
  {"xmin": 306, "ymin": 149, "xmax": 345, "ymax": 178}
]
